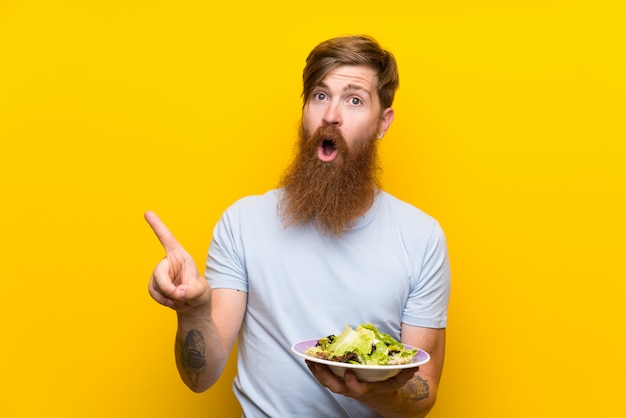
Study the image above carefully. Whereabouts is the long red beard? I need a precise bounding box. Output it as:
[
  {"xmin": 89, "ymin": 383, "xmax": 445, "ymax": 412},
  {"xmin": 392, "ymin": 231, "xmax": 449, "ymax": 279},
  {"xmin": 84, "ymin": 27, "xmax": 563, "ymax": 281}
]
[{"xmin": 278, "ymin": 124, "xmax": 381, "ymax": 237}]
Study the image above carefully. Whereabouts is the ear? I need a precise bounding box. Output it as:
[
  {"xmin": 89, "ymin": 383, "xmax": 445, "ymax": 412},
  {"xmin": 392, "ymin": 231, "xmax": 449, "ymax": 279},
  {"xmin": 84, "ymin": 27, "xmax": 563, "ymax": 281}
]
[{"xmin": 378, "ymin": 107, "xmax": 395, "ymax": 139}]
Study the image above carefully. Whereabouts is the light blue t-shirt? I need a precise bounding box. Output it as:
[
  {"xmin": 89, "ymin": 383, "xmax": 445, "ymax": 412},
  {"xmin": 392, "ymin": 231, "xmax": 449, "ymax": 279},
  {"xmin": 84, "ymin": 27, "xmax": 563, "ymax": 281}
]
[{"xmin": 206, "ymin": 189, "xmax": 450, "ymax": 417}]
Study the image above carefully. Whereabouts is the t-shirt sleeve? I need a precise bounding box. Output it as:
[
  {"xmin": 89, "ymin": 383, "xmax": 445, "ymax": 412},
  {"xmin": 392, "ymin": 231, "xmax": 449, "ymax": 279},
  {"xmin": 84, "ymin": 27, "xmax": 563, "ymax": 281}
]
[
  {"xmin": 403, "ymin": 221, "xmax": 451, "ymax": 328},
  {"xmin": 205, "ymin": 204, "xmax": 249, "ymax": 292}
]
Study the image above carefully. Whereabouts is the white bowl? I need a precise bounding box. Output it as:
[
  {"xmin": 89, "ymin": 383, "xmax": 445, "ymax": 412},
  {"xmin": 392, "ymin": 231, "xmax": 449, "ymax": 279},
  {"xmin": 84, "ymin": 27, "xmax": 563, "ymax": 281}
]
[{"xmin": 291, "ymin": 338, "xmax": 430, "ymax": 382}]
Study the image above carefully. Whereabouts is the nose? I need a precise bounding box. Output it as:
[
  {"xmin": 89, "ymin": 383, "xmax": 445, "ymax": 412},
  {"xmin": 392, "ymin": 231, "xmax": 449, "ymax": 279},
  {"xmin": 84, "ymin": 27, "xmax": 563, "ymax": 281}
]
[{"xmin": 322, "ymin": 101, "xmax": 342, "ymax": 126}]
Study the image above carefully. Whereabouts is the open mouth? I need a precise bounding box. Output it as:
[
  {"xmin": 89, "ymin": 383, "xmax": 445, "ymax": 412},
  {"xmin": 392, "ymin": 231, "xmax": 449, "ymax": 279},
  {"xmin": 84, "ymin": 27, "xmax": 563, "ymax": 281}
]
[
  {"xmin": 322, "ymin": 139, "xmax": 336, "ymax": 156},
  {"xmin": 318, "ymin": 138, "xmax": 338, "ymax": 162}
]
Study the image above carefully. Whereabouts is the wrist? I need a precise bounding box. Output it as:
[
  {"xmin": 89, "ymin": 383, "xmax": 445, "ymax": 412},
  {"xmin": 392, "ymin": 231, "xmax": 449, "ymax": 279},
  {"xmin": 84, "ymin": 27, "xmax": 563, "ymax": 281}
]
[{"xmin": 176, "ymin": 298, "xmax": 213, "ymax": 323}]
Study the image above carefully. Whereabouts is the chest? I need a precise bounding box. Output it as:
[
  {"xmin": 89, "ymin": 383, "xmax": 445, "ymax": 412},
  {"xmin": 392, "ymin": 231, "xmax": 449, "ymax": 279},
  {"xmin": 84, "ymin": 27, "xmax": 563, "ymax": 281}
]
[{"xmin": 241, "ymin": 223, "xmax": 414, "ymax": 335}]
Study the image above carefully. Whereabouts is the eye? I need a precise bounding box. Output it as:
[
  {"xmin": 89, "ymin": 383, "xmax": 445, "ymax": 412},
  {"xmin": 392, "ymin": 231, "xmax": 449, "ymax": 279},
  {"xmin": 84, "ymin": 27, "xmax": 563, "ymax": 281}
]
[
  {"xmin": 314, "ymin": 92, "xmax": 327, "ymax": 101},
  {"xmin": 349, "ymin": 97, "xmax": 362, "ymax": 106}
]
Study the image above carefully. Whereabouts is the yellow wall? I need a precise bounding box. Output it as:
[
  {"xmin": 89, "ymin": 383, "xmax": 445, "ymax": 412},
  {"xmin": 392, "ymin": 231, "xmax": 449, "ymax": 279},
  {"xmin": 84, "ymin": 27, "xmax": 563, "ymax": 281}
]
[{"xmin": 1, "ymin": 1, "xmax": 624, "ymax": 417}]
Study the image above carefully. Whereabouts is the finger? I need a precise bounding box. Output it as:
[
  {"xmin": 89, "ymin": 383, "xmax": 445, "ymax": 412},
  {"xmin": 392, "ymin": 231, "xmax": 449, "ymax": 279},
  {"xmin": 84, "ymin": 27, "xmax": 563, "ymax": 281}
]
[
  {"xmin": 144, "ymin": 211, "xmax": 181, "ymax": 253},
  {"xmin": 342, "ymin": 370, "xmax": 368, "ymax": 395},
  {"xmin": 151, "ymin": 259, "xmax": 178, "ymax": 296},
  {"xmin": 306, "ymin": 361, "xmax": 346, "ymax": 394},
  {"xmin": 148, "ymin": 274, "xmax": 175, "ymax": 308}
]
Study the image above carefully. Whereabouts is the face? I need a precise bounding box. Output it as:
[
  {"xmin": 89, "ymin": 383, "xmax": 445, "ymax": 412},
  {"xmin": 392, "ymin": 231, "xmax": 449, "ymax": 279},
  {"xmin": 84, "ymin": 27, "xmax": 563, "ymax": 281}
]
[
  {"xmin": 278, "ymin": 65, "xmax": 395, "ymax": 237},
  {"xmin": 302, "ymin": 65, "xmax": 394, "ymax": 162}
]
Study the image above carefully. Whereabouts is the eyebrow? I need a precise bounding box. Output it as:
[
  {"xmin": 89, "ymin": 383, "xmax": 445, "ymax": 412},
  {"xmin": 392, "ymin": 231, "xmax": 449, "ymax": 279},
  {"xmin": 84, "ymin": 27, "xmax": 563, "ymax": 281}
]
[{"xmin": 317, "ymin": 82, "xmax": 372, "ymax": 96}]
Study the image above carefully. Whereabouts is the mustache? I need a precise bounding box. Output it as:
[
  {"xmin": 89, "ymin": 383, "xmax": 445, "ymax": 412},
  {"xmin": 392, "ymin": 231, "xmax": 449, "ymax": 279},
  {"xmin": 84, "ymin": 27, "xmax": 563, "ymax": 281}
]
[{"xmin": 302, "ymin": 125, "xmax": 348, "ymax": 154}]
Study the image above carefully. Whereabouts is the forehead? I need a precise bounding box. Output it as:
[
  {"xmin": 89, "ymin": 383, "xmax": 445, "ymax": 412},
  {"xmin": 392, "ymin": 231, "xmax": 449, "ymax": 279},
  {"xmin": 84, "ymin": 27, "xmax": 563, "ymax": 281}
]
[{"xmin": 318, "ymin": 65, "xmax": 378, "ymax": 91}]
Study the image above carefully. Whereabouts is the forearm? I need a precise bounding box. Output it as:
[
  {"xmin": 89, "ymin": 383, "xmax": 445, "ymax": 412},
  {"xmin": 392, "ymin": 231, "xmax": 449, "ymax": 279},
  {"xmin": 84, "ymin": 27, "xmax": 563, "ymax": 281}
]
[
  {"xmin": 174, "ymin": 305, "xmax": 228, "ymax": 392},
  {"xmin": 364, "ymin": 372, "xmax": 437, "ymax": 418}
]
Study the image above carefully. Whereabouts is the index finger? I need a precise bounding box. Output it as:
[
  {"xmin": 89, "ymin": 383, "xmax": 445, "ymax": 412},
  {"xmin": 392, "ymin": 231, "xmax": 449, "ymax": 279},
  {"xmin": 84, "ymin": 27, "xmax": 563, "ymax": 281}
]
[{"xmin": 144, "ymin": 210, "xmax": 181, "ymax": 253}]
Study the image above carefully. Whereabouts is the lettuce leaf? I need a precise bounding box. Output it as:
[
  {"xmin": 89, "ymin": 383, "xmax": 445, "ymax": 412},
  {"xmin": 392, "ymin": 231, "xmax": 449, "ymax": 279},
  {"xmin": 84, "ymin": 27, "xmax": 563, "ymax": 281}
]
[{"xmin": 305, "ymin": 323, "xmax": 417, "ymax": 365}]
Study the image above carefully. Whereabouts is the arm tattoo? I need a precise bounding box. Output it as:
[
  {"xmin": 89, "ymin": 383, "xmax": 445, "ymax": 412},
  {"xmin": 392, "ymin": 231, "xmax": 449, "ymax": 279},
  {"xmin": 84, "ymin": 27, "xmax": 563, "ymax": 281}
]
[
  {"xmin": 398, "ymin": 375, "xmax": 430, "ymax": 402},
  {"xmin": 176, "ymin": 329, "xmax": 207, "ymax": 387}
]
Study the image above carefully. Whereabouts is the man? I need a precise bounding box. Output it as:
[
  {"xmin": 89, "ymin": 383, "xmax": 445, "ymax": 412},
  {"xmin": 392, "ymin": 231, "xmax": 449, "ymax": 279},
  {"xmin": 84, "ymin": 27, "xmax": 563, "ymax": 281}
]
[{"xmin": 145, "ymin": 35, "xmax": 450, "ymax": 417}]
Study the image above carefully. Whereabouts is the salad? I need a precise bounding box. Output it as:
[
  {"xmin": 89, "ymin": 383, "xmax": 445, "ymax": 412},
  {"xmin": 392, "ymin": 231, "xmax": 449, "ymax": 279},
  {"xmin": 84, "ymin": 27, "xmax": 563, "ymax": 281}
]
[{"xmin": 305, "ymin": 324, "xmax": 418, "ymax": 366}]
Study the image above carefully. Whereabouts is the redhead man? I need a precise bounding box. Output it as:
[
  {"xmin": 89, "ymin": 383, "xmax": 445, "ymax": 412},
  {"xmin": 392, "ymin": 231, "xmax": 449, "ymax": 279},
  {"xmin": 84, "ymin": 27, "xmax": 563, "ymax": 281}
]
[{"xmin": 146, "ymin": 35, "xmax": 450, "ymax": 417}]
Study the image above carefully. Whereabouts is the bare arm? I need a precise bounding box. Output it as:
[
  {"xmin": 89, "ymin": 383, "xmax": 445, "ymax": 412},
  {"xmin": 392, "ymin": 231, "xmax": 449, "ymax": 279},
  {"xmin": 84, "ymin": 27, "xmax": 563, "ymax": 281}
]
[
  {"xmin": 173, "ymin": 289, "xmax": 246, "ymax": 392},
  {"xmin": 382, "ymin": 325, "xmax": 446, "ymax": 417},
  {"xmin": 145, "ymin": 211, "xmax": 246, "ymax": 392},
  {"xmin": 307, "ymin": 325, "xmax": 445, "ymax": 417}
]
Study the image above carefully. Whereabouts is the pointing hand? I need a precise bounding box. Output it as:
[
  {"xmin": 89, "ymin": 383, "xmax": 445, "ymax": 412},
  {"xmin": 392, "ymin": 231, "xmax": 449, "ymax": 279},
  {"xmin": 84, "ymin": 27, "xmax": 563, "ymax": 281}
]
[{"xmin": 144, "ymin": 211, "xmax": 211, "ymax": 312}]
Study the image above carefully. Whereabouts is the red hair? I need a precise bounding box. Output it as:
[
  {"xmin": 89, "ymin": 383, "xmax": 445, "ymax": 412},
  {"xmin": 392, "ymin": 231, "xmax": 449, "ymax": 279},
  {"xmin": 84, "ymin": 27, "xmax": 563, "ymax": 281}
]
[{"xmin": 302, "ymin": 35, "xmax": 399, "ymax": 110}]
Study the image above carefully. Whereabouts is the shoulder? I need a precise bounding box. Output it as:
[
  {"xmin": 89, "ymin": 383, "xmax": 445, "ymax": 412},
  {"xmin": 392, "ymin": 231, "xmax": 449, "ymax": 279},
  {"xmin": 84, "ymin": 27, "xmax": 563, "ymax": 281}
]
[
  {"xmin": 375, "ymin": 192, "xmax": 448, "ymax": 253},
  {"xmin": 215, "ymin": 190, "xmax": 281, "ymax": 235},
  {"xmin": 223, "ymin": 189, "xmax": 279, "ymax": 215},
  {"xmin": 378, "ymin": 192, "xmax": 440, "ymax": 229}
]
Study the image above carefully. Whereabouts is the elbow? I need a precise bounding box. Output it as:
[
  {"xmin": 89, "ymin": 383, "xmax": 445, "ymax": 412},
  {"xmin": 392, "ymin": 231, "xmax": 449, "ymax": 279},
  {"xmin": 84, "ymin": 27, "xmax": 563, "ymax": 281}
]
[
  {"xmin": 419, "ymin": 393, "xmax": 438, "ymax": 417},
  {"xmin": 183, "ymin": 375, "xmax": 215, "ymax": 393},
  {"xmin": 181, "ymin": 369, "xmax": 220, "ymax": 394},
  {"xmin": 187, "ymin": 383, "xmax": 210, "ymax": 394}
]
